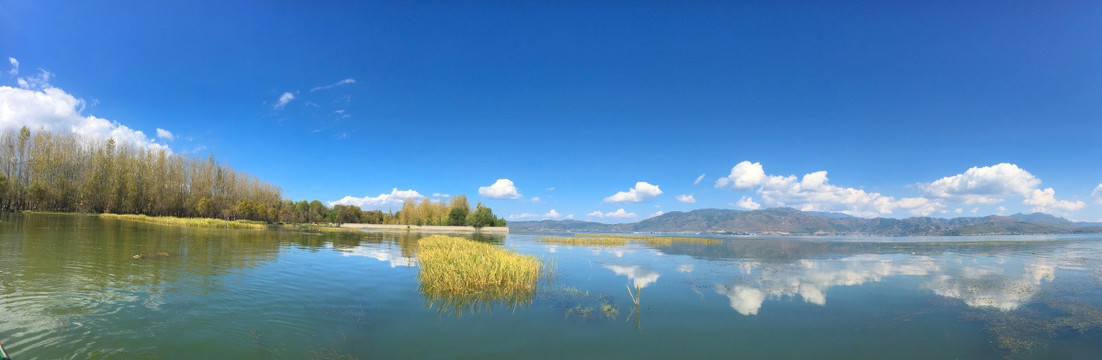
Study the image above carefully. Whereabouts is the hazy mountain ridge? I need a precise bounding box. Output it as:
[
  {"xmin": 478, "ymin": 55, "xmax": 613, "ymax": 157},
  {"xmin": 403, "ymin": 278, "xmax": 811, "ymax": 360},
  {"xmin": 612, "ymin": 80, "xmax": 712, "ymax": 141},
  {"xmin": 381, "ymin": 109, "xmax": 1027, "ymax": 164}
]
[{"xmin": 509, "ymin": 208, "xmax": 1102, "ymax": 236}]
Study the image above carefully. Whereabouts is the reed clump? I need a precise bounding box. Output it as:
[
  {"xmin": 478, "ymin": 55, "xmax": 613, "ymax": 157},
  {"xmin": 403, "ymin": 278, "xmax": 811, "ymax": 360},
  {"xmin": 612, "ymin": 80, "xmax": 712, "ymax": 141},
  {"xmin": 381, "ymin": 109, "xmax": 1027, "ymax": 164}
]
[
  {"xmin": 99, "ymin": 213, "xmax": 267, "ymax": 230},
  {"xmin": 418, "ymin": 235, "xmax": 547, "ymax": 315},
  {"xmin": 551, "ymin": 234, "xmax": 722, "ymax": 248},
  {"xmin": 539, "ymin": 236, "xmax": 628, "ymax": 247}
]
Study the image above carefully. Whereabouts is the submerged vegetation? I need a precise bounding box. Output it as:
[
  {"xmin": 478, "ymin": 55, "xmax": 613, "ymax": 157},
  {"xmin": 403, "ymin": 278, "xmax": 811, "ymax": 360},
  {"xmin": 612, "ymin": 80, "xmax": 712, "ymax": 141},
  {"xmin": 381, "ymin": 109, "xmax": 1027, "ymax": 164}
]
[{"xmin": 416, "ymin": 235, "xmax": 548, "ymax": 315}]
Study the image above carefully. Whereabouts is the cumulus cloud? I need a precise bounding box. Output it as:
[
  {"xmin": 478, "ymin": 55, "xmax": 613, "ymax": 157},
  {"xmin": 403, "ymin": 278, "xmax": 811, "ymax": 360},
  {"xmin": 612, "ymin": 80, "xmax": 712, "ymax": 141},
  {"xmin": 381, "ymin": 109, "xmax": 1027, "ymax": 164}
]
[
  {"xmin": 328, "ymin": 188, "xmax": 424, "ymax": 209},
  {"xmin": 736, "ymin": 196, "xmax": 760, "ymax": 210},
  {"xmin": 273, "ymin": 92, "xmax": 294, "ymax": 109},
  {"xmin": 155, "ymin": 128, "xmax": 174, "ymax": 141},
  {"xmin": 479, "ymin": 179, "xmax": 522, "ymax": 199},
  {"xmin": 603, "ymin": 181, "xmax": 663, "ymax": 203},
  {"xmin": 587, "ymin": 208, "xmax": 638, "ymax": 219},
  {"xmin": 1093, "ymin": 184, "xmax": 1102, "ymax": 205},
  {"xmin": 310, "ymin": 78, "xmax": 356, "ymax": 92},
  {"xmin": 715, "ymin": 161, "xmax": 766, "ymax": 190},
  {"xmin": 694, "ymin": 174, "xmax": 706, "ymax": 185},
  {"xmin": 1023, "ymin": 188, "xmax": 1085, "ymax": 212},
  {"xmin": 920, "ymin": 163, "xmax": 1040, "ymax": 204},
  {"xmin": 17, "ymin": 69, "xmax": 53, "ymax": 90},
  {"xmin": 676, "ymin": 194, "xmax": 696, "ymax": 203},
  {"xmin": 921, "ymin": 163, "xmax": 1085, "ymax": 214},
  {"xmin": 8, "ymin": 57, "xmax": 17, "ymax": 76},
  {"xmin": 646, "ymin": 211, "xmax": 665, "ymax": 218},
  {"xmin": 508, "ymin": 209, "xmax": 564, "ymax": 221},
  {"xmin": 716, "ymin": 161, "xmax": 939, "ymax": 217},
  {"xmin": 0, "ymin": 84, "xmax": 169, "ymax": 152}
]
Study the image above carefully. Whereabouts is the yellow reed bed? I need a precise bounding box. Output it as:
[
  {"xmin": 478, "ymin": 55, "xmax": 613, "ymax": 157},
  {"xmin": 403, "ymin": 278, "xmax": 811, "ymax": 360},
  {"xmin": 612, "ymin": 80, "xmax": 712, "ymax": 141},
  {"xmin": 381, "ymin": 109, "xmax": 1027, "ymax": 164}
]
[
  {"xmin": 417, "ymin": 235, "xmax": 544, "ymax": 314},
  {"xmin": 538, "ymin": 236, "xmax": 629, "ymax": 246},
  {"xmin": 570, "ymin": 233, "xmax": 721, "ymax": 246},
  {"xmin": 99, "ymin": 213, "xmax": 268, "ymax": 230}
]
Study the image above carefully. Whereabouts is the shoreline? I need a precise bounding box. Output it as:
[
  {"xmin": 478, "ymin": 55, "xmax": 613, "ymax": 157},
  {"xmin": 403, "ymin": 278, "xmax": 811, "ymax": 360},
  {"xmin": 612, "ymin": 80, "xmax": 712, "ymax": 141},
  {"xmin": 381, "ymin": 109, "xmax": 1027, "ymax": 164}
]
[{"xmin": 341, "ymin": 223, "xmax": 509, "ymax": 233}]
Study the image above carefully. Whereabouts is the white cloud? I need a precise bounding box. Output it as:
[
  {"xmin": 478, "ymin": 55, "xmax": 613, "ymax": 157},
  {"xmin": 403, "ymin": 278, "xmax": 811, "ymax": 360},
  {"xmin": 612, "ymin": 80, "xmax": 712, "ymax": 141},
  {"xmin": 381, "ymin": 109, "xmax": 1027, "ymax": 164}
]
[
  {"xmin": 954, "ymin": 208, "xmax": 963, "ymax": 214},
  {"xmin": 736, "ymin": 196, "xmax": 761, "ymax": 210},
  {"xmin": 1023, "ymin": 188, "xmax": 1085, "ymax": 212},
  {"xmin": 328, "ymin": 188, "xmax": 424, "ymax": 209},
  {"xmin": 432, "ymin": 193, "xmax": 450, "ymax": 198},
  {"xmin": 310, "ymin": 78, "xmax": 356, "ymax": 92},
  {"xmin": 717, "ymin": 161, "xmax": 940, "ymax": 217},
  {"xmin": 715, "ymin": 161, "xmax": 766, "ymax": 190},
  {"xmin": 546, "ymin": 209, "xmax": 561, "ymax": 219},
  {"xmin": 273, "ymin": 92, "xmax": 294, "ymax": 109},
  {"xmin": 1093, "ymin": 184, "xmax": 1102, "ymax": 205},
  {"xmin": 675, "ymin": 194, "xmax": 696, "ymax": 203},
  {"xmin": 920, "ymin": 163, "xmax": 1040, "ymax": 204},
  {"xmin": 546, "ymin": 186, "xmax": 555, "ymax": 191},
  {"xmin": 996, "ymin": 206, "xmax": 1007, "ymax": 215},
  {"xmin": 0, "ymin": 85, "xmax": 169, "ymax": 152},
  {"xmin": 694, "ymin": 174, "xmax": 706, "ymax": 185},
  {"xmin": 603, "ymin": 181, "xmax": 663, "ymax": 203},
  {"xmin": 8, "ymin": 57, "xmax": 17, "ymax": 76},
  {"xmin": 970, "ymin": 208, "xmax": 979, "ymax": 214},
  {"xmin": 155, "ymin": 128, "xmax": 174, "ymax": 141},
  {"xmin": 478, "ymin": 178, "xmax": 522, "ymax": 199},
  {"xmin": 17, "ymin": 69, "xmax": 53, "ymax": 90},
  {"xmin": 921, "ymin": 163, "xmax": 1085, "ymax": 214},
  {"xmin": 531, "ymin": 197, "xmax": 544, "ymax": 203},
  {"xmin": 586, "ymin": 208, "xmax": 638, "ymax": 219},
  {"xmin": 646, "ymin": 211, "xmax": 665, "ymax": 218},
  {"xmin": 510, "ymin": 209, "xmax": 561, "ymax": 220}
]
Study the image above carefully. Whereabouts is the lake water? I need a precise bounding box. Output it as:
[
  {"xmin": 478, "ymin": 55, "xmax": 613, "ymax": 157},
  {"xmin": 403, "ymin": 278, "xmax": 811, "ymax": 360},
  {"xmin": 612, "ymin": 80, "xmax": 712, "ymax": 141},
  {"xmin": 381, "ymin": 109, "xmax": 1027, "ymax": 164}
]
[{"xmin": 2, "ymin": 213, "xmax": 1102, "ymax": 359}]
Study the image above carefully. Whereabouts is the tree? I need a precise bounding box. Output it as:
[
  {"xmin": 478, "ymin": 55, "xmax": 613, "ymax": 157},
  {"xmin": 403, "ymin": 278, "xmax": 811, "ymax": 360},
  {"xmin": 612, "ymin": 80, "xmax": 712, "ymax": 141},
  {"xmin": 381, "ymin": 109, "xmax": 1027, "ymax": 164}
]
[{"xmin": 467, "ymin": 201, "xmax": 497, "ymax": 229}]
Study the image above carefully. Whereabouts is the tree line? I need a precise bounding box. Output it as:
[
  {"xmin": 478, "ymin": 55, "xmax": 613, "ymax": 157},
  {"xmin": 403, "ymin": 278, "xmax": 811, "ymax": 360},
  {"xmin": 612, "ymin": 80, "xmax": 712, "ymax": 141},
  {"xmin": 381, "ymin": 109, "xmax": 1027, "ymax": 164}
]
[{"xmin": 0, "ymin": 127, "xmax": 505, "ymax": 227}]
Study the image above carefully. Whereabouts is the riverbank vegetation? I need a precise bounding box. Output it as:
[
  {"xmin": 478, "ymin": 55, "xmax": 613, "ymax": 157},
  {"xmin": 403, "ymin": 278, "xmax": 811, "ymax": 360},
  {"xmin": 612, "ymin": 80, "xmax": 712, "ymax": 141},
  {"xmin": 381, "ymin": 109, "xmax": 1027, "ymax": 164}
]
[
  {"xmin": 539, "ymin": 233, "xmax": 720, "ymax": 247},
  {"xmin": 0, "ymin": 127, "xmax": 505, "ymax": 227},
  {"xmin": 417, "ymin": 235, "xmax": 547, "ymax": 314}
]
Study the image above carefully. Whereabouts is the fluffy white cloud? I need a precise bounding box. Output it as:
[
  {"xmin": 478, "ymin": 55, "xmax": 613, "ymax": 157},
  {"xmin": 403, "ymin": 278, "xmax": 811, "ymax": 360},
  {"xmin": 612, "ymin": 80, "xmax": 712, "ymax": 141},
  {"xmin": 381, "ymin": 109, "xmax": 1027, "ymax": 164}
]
[
  {"xmin": 479, "ymin": 178, "xmax": 522, "ymax": 199},
  {"xmin": 432, "ymin": 193, "xmax": 450, "ymax": 198},
  {"xmin": 1093, "ymin": 184, "xmax": 1102, "ymax": 205},
  {"xmin": 694, "ymin": 174, "xmax": 706, "ymax": 185},
  {"xmin": 545, "ymin": 209, "xmax": 561, "ymax": 219},
  {"xmin": 922, "ymin": 163, "xmax": 1085, "ymax": 214},
  {"xmin": 920, "ymin": 163, "xmax": 1040, "ymax": 204},
  {"xmin": 7, "ymin": 57, "xmax": 17, "ymax": 76},
  {"xmin": 675, "ymin": 194, "xmax": 696, "ymax": 203},
  {"xmin": 646, "ymin": 211, "xmax": 665, "ymax": 218},
  {"xmin": 603, "ymin": 181, "xmax": 663, "ymax": 203},
  {"xmin": 310, "ymin": 78, "xmax": 356, "ymax": 92},
  {"xmin": 155, "ymin": 128, "xmax": 174, "ymax": 141},
  {"xmin": 1023, "ymin": 188, "xmax": 1085, "ymax": 212},
  {"xmin": 328, "ymin": 188, "xmax": 424, "ymax": 209},
  {"xmin": 587, "ymin": 208, "xmax": 638, "ymax": 219},
  {"xmin": 715, "ymin": 161, "xmax": 766, "ymax": 190},
  {"xmin": 736, "ymin": 196, "xmax": 760, "ymax": 210},
  {"xmin": 531, "ymin": 197, "xmax": 544, "ymax": 203},
  {"xmin": 273, "ymin": 92, "xmax": 294, "ymax": 109},
  {"xmin": 717, "ymin": 161, "xmax": 940, "ymax": 217},
  {"xmin": 0, "ymin": 84, "xmax": 169, "ymax": 152}
]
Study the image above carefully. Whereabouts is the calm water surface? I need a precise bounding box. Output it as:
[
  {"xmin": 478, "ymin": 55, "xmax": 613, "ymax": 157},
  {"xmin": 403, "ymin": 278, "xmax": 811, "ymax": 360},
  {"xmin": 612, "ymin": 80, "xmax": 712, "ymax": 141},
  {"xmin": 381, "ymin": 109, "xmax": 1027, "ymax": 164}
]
[{"xmin": 3, "ymin": 213, "xmax": 1102, "ymax": 359}]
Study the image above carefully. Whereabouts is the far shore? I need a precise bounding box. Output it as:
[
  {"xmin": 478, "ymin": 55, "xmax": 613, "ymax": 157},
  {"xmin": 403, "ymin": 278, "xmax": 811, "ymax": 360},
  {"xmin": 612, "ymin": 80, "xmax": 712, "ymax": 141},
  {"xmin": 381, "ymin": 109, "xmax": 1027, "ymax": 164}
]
[{"xmin": 341, "ymin": 223, "xmax": 509, "ymax": 233}]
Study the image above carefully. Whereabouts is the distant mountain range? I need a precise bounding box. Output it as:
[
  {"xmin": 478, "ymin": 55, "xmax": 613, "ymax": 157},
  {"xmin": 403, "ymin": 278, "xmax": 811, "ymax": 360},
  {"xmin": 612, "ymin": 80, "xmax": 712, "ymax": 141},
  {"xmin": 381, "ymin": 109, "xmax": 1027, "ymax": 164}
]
[{"xmin": 509, "ymin": 208, "xmax": 1102, "ymax": 236}]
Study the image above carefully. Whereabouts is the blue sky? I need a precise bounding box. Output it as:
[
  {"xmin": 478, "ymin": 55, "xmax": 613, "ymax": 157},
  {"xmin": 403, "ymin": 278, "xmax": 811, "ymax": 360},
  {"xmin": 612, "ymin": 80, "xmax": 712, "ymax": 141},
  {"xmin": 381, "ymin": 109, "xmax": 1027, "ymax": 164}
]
[{"xmin": 2, "ymin": 1, "xmax": 1101, "ymax": 222}]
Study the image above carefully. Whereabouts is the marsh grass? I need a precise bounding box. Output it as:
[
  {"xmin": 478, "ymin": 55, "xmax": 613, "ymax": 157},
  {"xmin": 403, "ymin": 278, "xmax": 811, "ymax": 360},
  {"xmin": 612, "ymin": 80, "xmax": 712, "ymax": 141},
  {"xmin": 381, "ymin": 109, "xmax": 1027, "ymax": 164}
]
[
  {"xmin": 539, "ymin": 236, "xmax": 628, "ymax": 246},
  {"xmin": 99, "ymin": 213, "xmax": 268, "ymax": 230},
  {"xmin": 417, "ymin": 235, "xmax": 549, "ymax": 316},
  {"xmin": 541, "ymin": 233, "xmax": 720, "ymax": 247}
]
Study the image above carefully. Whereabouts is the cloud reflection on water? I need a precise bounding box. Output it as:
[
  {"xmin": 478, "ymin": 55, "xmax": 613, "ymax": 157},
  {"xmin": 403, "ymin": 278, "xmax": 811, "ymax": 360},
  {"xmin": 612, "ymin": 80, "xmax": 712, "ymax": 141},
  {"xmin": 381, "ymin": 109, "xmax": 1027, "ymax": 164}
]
[
  {"xmin": 712, "ymin": 253, "xmax": 1070, "ymax": 315},
  {"xmin": 605, "ymin": 265, "xmax": 660, "ymax": 289}
]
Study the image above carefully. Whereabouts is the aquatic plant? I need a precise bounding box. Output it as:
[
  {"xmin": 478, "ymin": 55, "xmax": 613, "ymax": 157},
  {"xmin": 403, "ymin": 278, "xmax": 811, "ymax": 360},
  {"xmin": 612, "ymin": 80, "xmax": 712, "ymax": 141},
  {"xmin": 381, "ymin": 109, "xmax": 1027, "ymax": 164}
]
[
  {"xmin": 417, "ymin": 235, "xmax": 548, "ymax": 316},
  {"xmin": 100, "ymin": 213, "xmax": 267, "ymax": 230},
  {"xmin": 539, "ymin": 236, "xmax": 628, "ymax": 246}
]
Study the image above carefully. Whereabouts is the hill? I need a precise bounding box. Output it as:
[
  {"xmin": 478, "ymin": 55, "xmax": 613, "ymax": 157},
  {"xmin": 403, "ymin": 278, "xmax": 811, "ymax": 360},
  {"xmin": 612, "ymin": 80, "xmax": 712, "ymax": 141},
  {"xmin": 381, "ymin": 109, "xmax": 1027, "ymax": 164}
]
[{"xmin": 508, "ymin": 208, "xmax": 1102, "ymax": 236}]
